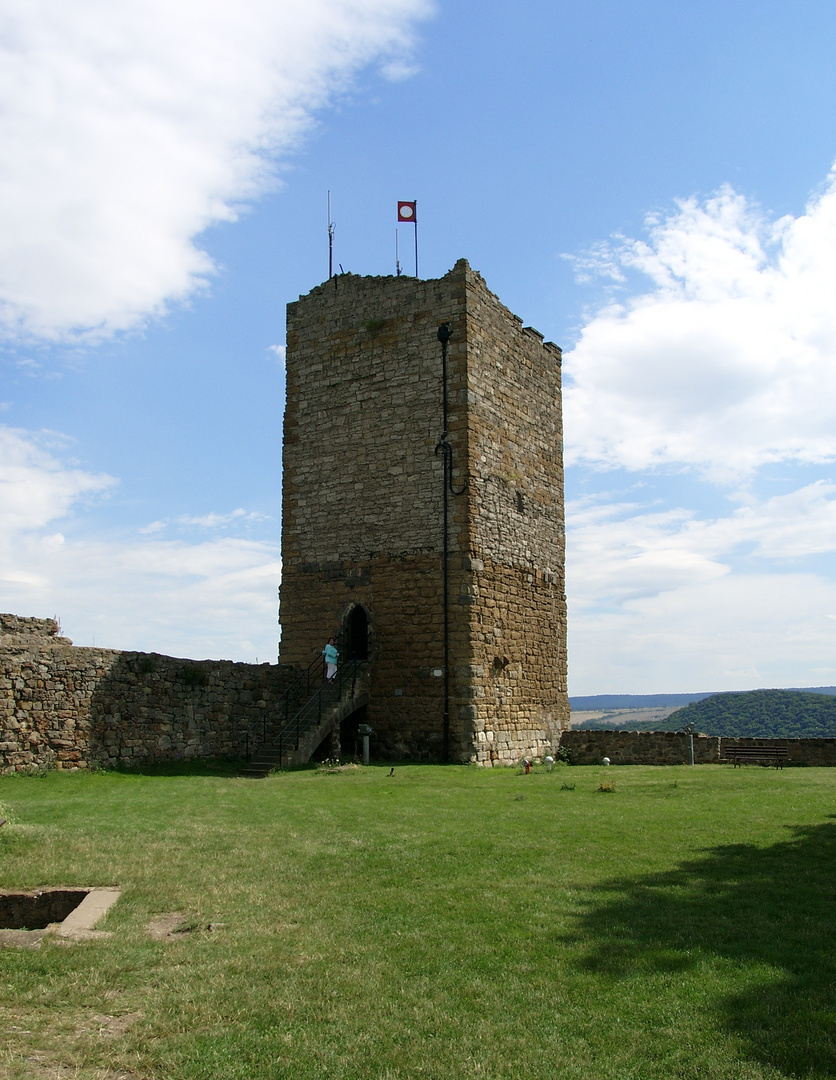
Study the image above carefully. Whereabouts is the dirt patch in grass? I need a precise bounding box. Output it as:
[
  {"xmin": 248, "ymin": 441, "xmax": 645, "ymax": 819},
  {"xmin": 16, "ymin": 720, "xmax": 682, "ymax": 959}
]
[
  {"xmin": 15, "ymin": 1057, "xmax": 141, "ymax": 1080},
  {"xmin": 77, "ymin": 1013, "xmax": 142, "ymax": 1040},
  {"xmin": 146, "ymin": 912, "xmax": 190, "ymax": 941},
  {"xmin": 0, "ymin": 928, "xmax": 50, "ymax": 949}
]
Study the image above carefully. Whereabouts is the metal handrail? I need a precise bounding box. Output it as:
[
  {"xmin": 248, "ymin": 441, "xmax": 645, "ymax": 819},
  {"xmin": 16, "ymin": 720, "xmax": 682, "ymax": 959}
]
[
  {"xmin": 270, "ymin": 659, "xmax": 366, "ymax": 768},
  {"xmin": 244, "ymin": 652, "xmax": 326, "ymax": 762}
]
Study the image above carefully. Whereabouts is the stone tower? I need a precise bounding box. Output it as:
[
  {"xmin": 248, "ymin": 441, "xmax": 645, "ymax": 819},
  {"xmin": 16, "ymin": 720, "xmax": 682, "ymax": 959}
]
[{"xmin": 279, "ymin": 259, "xmax": 568, "ymax": 763}]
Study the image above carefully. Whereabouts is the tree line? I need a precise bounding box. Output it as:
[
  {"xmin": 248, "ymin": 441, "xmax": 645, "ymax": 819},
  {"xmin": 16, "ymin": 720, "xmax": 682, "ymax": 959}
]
[{"xmin": 592, "ymin": 690, "xmax": 836, "ymax": 738}]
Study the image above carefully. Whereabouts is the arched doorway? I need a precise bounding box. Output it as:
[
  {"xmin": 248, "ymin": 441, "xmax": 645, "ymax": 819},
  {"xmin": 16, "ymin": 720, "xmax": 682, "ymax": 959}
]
[{"xmin": 343, "ymin": 604, "xmax": 369, "ymax": 661}]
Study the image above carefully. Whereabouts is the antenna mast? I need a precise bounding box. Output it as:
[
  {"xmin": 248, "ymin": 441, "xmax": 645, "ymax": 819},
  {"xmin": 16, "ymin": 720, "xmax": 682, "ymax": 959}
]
[{"xmin": 327, "ymin": 191, "xmax": 335, "ymax": 279}]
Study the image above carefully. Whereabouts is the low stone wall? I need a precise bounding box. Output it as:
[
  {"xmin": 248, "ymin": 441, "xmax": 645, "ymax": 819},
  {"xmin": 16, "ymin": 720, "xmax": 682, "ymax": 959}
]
[
  {"xmin": 722, "ymin": 736, "xmax": 836, "ymax": 767},
  {"xmin": 560, "ymin": 729, "xmax": 836, "ymax": 767},
  {"xmin": 560, "ymin": 729, "xmax": 720, "ymax": 765},
  {"xmin": 1, "ymin": 615, "xmax": 295, "ymax": 773}
]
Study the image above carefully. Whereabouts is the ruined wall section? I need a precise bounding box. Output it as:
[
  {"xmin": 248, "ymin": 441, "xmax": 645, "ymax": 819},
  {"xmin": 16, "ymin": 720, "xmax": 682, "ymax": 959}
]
[
  {"xmin": 0, "ymin": 617, "xmax": 291, "ymax": 772},
  {"xmin": 458, "ymin": 267, "xmax": 569, "ymax": 763}
]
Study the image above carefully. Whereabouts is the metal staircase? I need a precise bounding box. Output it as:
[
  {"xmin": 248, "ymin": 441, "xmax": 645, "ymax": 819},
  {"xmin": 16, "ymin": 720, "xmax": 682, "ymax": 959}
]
[{"xmin": 240, "ymin": 658, "xmax": 368, "ymax": 777}]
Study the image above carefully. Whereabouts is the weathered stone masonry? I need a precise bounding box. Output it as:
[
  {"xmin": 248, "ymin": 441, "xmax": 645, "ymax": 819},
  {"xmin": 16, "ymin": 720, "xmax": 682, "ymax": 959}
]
[
  {"xmin": 7, "ymin": 618, "xmax": 836, "ymax": 770},
  {"xmin": 560, "ymin": 728, "xmax": 836, "ymax": 767},
  {"xmin": 279, "ymin": 259, "xmax": 569, "ymax": 763},
  {"xmin": 0, "ymin": 615, "xmax": 292, "ymax": 773}
]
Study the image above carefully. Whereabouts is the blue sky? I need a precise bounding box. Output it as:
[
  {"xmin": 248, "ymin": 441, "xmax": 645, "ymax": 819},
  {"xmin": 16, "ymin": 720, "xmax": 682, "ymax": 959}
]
[{"xmin": 3, "ymin": 0, "xmax": 836, "ymax": 693}]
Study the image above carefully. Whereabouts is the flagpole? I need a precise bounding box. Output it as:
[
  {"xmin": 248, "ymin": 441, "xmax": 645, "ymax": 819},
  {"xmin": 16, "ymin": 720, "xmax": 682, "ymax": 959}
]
[
  {"xmin": 397, "ymin": 201, "xmax": 418, "ymax": 276},
  {"xmin": 395, "ymin": 229, "xmax": 401, "ymax": 276}
]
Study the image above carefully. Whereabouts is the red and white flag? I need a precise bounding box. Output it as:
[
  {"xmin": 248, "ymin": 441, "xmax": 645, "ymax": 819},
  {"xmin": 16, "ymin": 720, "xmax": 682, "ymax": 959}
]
[{"xmin": 397, "ymin": 201, "xmax": 417, "ymax": 223}]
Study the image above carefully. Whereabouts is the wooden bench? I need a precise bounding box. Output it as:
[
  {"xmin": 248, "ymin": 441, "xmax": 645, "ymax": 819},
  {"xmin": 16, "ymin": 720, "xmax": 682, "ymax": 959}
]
[{"xmin": 725, "ymin": 746, "xmax": 788, "ymax": 769}]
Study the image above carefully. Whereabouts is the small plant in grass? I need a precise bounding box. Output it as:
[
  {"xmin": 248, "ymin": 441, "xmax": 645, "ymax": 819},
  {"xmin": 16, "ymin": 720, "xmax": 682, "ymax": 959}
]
[
  {"xmin": 0, "ymin": 797, "xmax": 16, "ymax": 825},
  {"xmin": 560, "ymin": 781, "xmax": 575, "ymax": 791},
  {"xmin": 316, "ymin": 757, "xmax": 342, "ymax": 772},
  {"xmin": 86, "ymin": 751, "xmax": 110, "ymax": 773},
  {"xmin": 17, "ymin": 757, "xmax": 55, "ymax": 777},
  {"xmin": 598, "ymin": 779, "xmax": 617, "ymax": 793}
]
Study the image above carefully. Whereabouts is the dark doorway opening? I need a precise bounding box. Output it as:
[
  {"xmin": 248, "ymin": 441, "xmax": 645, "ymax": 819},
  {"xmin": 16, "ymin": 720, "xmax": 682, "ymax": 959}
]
[
  {"xmin": 310, "ymin": 704, "xmax": 368, "ymax": 762},
  {"xmin": 339, "ymin": 704, "xmax": 367, "ymax": 759},
  {"xmin": 344, "ymin": 605, "xmax": 369, "ymax": 661}
]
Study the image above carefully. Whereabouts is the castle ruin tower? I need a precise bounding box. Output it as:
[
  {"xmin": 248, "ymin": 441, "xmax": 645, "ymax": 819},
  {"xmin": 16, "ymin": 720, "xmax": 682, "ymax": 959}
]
[{"xmin": 279, "ymin": 259, "xmax": 568, "ymax": 763}]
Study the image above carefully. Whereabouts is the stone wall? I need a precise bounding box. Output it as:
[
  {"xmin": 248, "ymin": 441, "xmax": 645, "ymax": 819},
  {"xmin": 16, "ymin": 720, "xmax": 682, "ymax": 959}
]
[
  {"xmin": 0, "ymin": 616, "xmax": 293, "ymax": 773},
  {"xmin": 462, "ymin": 267, "xmax": 567, "ymax": 763},
  {"xmin": 560, "ymin": 730, "xmax": 721, "ymax": 765},
  {"xmin": 7, "ymin": 617, "xmax": 836, "ymax": 770},
  {"xmin": 280, "ymin": 260, "xmax": 568, "ymax": 764},
  {"xmin": 724, "ymin": 736, "xmax": 836, "ymax": 768},
  {"xmin": 560, "ymin": 729, "xmax": 836, "ymax": 767},
  {"xmin": 281, "ymin": 269, "xmax": 460, "ymax": 760}
]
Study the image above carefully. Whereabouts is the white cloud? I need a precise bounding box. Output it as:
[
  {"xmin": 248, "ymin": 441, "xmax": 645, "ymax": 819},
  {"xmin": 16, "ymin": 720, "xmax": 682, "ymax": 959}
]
[
  {"xmin": 569, "ymin": 571, "xmax": 836, "ymax": 695},
  {"xmin": 566, "ymin": 482, "xmax": 836, "ymax": 693},
  {"xmin": 564, "ymin": 172, "xmax": 836, "ymax": 481},
  {"xmin": 268, "ymin": 344, "xmax": 286, "ymax": 369},
  {"xmin": 569, "ymin": 480, "xmax": 836, "ymax": 611},
  {"xmin": 564, "ymin": 167, "xmax": 836, "ymax": 691},
  {"xmin": 0, "ymin": 0, "xmax": 432, "ymax": 342},
  {"xmin": 139, "ymin": 509, "xmax": 271, "ymax": 532},
  {"xmin": 567, "ymin": 498, "xmax": 727, "ymax": 611},
  {"xmin": 0, "ymin": 426, "xmax": 116, "ymax": 532},
  {"xmin": 36, "ymin": 535, "xmax": 282, "ymax": 660},
  {"xmin": 0, "ymin": 426, "xmax": 280, "ymax": 660},
  {"xmin": 177, "ymin": 508, "xmax": 270, "ymax": 529},
  {"xmin": 179, "ymin": 514, "xmax": 268, "ymax": 531}
]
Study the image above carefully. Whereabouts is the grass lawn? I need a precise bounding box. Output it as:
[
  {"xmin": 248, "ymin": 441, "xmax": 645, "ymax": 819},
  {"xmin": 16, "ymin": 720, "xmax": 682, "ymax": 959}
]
[{"xmin": 1, "ymin": 762, "xmax": 835, "ymax": 1079}]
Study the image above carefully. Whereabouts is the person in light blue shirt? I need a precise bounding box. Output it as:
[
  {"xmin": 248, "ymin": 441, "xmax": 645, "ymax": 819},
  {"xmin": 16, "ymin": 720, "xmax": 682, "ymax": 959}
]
[{"xmin": 323, "ymin": 637, "xmax": 338, "ymax": 680}]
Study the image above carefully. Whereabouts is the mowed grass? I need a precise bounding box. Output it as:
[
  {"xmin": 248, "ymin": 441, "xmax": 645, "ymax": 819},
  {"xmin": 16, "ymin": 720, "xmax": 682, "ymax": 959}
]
[{"xmin": 1, "ymin": 763, "xmax": 835, "ymax": 1080}]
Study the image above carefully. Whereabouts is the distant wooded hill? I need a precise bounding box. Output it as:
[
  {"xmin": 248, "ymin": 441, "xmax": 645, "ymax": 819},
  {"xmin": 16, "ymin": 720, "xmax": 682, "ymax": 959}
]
[
  {"xmin": 578, "ymin": 690, "xmax": 836, "ymax": 738},
  {"xmin": 570, "ymin": 688, "xmax": 836, "ymax": 711}
]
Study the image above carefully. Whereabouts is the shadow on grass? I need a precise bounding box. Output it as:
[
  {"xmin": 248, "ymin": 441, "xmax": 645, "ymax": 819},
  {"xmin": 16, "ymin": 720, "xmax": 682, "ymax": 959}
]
[
  {"xmin": 571, "ymin": 819, "xmax": 836, "ymax": 1077},
  {"xmin": 106, "ymin": 758, "xmax": 244, "ymax": 778}
]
